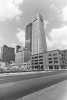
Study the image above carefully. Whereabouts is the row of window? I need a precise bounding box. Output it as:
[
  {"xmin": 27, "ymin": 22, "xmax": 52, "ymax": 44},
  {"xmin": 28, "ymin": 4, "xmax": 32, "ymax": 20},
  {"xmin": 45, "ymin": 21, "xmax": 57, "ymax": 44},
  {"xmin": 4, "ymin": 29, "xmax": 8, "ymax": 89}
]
[
  {"xmin": 32, "ymin": 62, "xmax": 43, "ymax": 64},
  {"xmin": 49, "ymin": 61, "xmax": 58, "ymax": 64},
  {"xmin": 32, "ymin": 55, "xmax": 43, "ymax": 59},
  {"xmin": 32, "ymin": 65, "xmax": 44, "ymax": 70},
  {"xmin": 48, "ymin": 57, "xmax": 58, "ymax": 60},
  {"xmin": 32, "ymin": 59, "xmax": 43, "ymax": 62},
  {"xmin": 48, "ymin": 53, "xmax": 58, "ymax": 57},
  {"xmin": 49, "ymin": 65, "xmax": 59, "ymax": 69}
]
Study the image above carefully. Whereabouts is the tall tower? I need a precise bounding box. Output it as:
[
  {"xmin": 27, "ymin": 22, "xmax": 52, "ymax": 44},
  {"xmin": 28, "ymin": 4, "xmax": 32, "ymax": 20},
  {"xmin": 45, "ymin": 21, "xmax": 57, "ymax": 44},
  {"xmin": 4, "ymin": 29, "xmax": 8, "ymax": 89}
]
[
  {"xmin": 31, "ymin": 13, "xmax": 47, "ymax": 70},
  {"xmin": 25, "ymin": 23, "xmax": 32, "ymax": 52},
  {"xmin": 32, "ymin": 13, "xmax": 47, "ymax": 55},
  {"xmin": 25, "ymin": 23, "xmax": 32, "ymax": 62},
  {"xmin": 25, "ymin": 13, "xmax": 47, "ymax": 70}
]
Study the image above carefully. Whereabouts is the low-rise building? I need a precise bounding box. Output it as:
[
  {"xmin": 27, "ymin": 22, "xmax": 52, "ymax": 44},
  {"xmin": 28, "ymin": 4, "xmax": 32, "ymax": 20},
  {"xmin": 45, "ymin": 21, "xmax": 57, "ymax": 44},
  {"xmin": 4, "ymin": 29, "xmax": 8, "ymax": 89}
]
[
  {"xmin": 1, "ymin": 45, "xmax": 15, "ymax": 64},
  {"xmin": 60, "ymin": 50, "xmax": 67, "ymax": 69},
  {"xmin": 22, "ymin": 60, "xmax": 32, "ymax": 71},
  {"xmin": 31, "ymin": 53, "xmax": 46, "ymax": 71},
  {"xmin": 45, "ymin": 49, "xmax": 67, "ymax": 70}
]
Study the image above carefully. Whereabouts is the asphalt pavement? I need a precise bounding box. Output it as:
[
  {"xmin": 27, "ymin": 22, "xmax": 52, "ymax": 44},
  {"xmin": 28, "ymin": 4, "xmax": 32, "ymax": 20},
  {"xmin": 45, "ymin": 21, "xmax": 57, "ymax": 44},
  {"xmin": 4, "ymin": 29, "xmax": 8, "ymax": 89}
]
[{"xmin": 0, "ymin": 70, "xmax": 67, "ymax": 100}]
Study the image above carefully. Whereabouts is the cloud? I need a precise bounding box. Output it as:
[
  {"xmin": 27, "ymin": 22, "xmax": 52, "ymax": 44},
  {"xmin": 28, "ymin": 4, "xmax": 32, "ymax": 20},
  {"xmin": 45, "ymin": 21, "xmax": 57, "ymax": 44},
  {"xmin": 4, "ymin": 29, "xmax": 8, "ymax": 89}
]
[
  {"xmin": 62, "ymin": 6, "xmax": 67, "ymax": 21},
  {"xmin": 47, "ymin": 25, "xmax": 67, "ymax": 50},
  {"xmin": 16, "ymin": 29, "xmax": 25, "ymax": 47},
  {"xmin": 0, "ymin": 0, "xmax": 23, "ymax": 21}
]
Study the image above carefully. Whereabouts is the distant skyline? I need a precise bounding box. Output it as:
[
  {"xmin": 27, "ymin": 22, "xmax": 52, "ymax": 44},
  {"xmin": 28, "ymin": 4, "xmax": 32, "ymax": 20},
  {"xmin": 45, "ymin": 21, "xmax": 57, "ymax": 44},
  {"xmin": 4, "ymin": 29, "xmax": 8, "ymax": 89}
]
[{"xmin": 0, "ymin": 0, "xmax": 67, "ymax": 50}]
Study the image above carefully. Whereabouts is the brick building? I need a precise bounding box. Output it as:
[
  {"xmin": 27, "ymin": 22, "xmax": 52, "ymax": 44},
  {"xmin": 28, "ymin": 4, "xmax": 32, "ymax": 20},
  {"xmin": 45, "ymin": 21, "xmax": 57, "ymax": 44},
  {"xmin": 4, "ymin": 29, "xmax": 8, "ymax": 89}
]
[
  {"xmin": 1, "ymin": 45, "xmax": 15, "ymax": 64},
  {"xmin": 45, "ymin": 50, "xmax": 67, "ymax": 70}
]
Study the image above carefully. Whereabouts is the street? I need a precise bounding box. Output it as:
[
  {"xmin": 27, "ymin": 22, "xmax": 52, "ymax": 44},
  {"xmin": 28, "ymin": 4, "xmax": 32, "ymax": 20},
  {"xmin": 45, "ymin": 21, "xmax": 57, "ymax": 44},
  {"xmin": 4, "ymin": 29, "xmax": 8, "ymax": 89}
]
[{"xmin": 0, "ymin": 71, "xmax": 67, "ymax": 100}]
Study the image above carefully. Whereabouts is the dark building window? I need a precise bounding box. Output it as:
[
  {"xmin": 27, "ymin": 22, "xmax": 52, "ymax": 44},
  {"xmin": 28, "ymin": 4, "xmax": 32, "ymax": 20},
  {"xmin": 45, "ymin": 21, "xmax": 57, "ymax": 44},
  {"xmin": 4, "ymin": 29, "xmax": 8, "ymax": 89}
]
[
  {"xmin": 49, "ymin": 66, "xmax": 53, "ymax": 69},
  {"xmin": 49, "ymin": 61, "xmax": 52, "ymax": 64},
  {"xmin": 53, "ymin": 57, "xmax": 58, "ymax": 60},
  {"xmin": 35, "ymin": 56, "xmax": 38, "ymax": 58},
  {"xmin": 35, "ymin": 62, "xmax": 38, "ymax": 64},
  {"xmin": 39, "ymin": 56, "xmax": 43, "ymax": 58},
  {"xmin": 54, "ymin": 65, "xmax": 59, "ymax": 69},
  {"xmin": 41, "ymin": 65, "xmax": 43, "ymax": 70},
  {"xmin": 54, "ymin": 61, "xmax": 58, "ymax": 64},
  {"xmin": 32, "ymin": 57, "xmax": 34, "ymax": 59},
  {"xmin": 39, "ymin": 62, "xmax": 43, "ymax": 64},
  {"xmin": 48, "ymin": 58, "xmax": 52, "ymax": 60},
  {"xmin": 53, "ymin": 53, "xmax": 57, "ymax": 56},
  {"xmin": 35, "ymin": 60, "xmax": 38, "ymax": 62},
  {"xmin": 48, "ymin": 54, "xmax": 52, "ymax": 56},
  {"xmin": 39, "ymin": 59, "xmax": 43, "ymax": 61}
]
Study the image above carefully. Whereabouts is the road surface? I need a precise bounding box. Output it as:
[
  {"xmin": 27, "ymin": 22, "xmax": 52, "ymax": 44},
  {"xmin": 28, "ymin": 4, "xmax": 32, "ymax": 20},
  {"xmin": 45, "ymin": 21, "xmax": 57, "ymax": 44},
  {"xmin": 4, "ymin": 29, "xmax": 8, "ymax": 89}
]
[{"xmin": 0, "ymin": 70, "xmax": 67, "ymax": 100}]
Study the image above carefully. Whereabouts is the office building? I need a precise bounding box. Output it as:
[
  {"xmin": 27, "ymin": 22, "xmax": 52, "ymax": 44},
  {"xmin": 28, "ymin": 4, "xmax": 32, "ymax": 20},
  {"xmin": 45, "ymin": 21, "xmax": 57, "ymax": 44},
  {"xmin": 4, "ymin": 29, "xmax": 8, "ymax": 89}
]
[
  {"xmin": 32, "ymin": 53, "xmax": 47, "ymax": 70},
  {"xmin": 45, "ymin": 49, "xmax": 67, "ymax": 70},
  {"xmin": 25, "ymin": 23, "xmax": 32, "ymax": 52},
  {"xmin": 60, "ymin": 50, "xmax": 67, "ymax": 69},
  {"xmin": 1, "ymin": 45, "xmax": 15, "ymax": 64},
  {"xmin": 24, "ymin": 48, "xmax": 31, "ymax": 62},
  {"xmin": 31, "ymin": 13, "xmax": 47, "ymax": 70},
  {"xmin": 15, "ymin": 45, "xmax": 24, "ymax": 66},
  {"xmin": 32, "ymin": 13, "xmax": 47, "ymax": 55},
  {"xmin": 25, "ymin": 23, "xmax": 32, "ymax": 62}
]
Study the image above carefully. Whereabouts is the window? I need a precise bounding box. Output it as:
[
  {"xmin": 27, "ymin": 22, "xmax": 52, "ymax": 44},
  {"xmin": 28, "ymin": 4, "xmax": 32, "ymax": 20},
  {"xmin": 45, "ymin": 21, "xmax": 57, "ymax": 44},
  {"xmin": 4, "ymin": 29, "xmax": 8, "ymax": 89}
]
[
  {"xmin": 48, "ymin": 54, "xmax": 52, "ymax": 56},
  {"xmin": 54, "ymin": 65, "xmax": 59, "ymax": 69},
  {"xmin": 39, "ymin": 59, "xmax": 43, "ymax": 61},
  {"xmin": 39, "ymin": 62, "xmax": 43, "ymax": 64},
  {"xmin": 53, "ymin": 53, "xmax": 57, "ymax": 56},
  {"xmin": 32, "ymin": 57, "xmax": 34, "ymax": 59},
  {"xmin": 53, "ymin": 57, "xmax": 58, "ymax": 60},
  {"xmin": 49, "ymin": 61, "xmax": 52, "ymax": 64},
  {"xmin": 35, "ymin": 56, "xmax": 38, "ymax": 58},
  {"xmin": 41, "ymin": 65, "xmax": 43, "ymax": 70},
  {"xmin": 39, "ymin": 56, "xmax": 43, "ymax": 58},
  {"xmin": 54, "ymin": 61, "xmax": 58, "ymax": 64},
  {"xmin": 49, "ymin": 66, "xmax": 53, "ymax": 69},
  {"xmin": 35, "ymin": 60, "xmax": 38, "ymax": 62},
  {"xmin": 35, "ymin": 63, "xmax": 38, "ymax": 64},
  {"xmin": 48, "ymin": 58, "xmax": 52, "ymax": 60}
]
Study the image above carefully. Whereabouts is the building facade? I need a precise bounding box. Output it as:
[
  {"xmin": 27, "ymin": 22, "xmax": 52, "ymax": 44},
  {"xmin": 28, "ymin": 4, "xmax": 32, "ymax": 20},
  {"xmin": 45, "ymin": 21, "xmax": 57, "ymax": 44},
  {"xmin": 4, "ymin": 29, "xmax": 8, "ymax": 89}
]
[
  {"xmin": 32, "ymin": 13, "xmax": 47, "ymax": 55},
  {"xmin": 31, "ymin": 13, "xmax": 47, "ymax": 70},
  {"xmin": 1, "ymin": 45, "xmax": 15, "ymax": 64},
  {"xmin": 25, "ymin": 23, "xmax": 32, "ymax": 62},
  {"xmin": 60, "ymin": 50, "xmax": 67, "ymax": 69},
  {"xmin": 25, "ymin": 23, "xmax": 32, "ymax": 52},
  {"xmin": 24, "ymin": 48, "xmax": 31, "ymax": 62},
  {"xmin": 15, "ymin": 46, "xmax": 24, "ymax": 66},
  {"xmin": 32, "ymin": 53, "xmax": 47, "ymax": 70},
  {"xmin": 45, "ymin": 50, "xmax": 67, "ymax": 70}
]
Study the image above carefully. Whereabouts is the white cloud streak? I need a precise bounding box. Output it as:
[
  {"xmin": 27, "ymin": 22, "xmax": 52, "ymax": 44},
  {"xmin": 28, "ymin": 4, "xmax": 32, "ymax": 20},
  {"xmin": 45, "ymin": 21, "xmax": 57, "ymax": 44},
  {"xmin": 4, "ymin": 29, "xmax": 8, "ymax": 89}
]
[
  {"xmin": 0, "ymin": 0, "xmax": 23, "ymax": 21},
  {"xmin": 47, "ymin": 26, "xmax": 67, "ymax": 50},
  {"xmin": 16, "ymin": 29, "xmax": 25, "ymax": 47},
  {"xmin": 62, "ymin": 6, "xmax": 67, "ymax": 21}
]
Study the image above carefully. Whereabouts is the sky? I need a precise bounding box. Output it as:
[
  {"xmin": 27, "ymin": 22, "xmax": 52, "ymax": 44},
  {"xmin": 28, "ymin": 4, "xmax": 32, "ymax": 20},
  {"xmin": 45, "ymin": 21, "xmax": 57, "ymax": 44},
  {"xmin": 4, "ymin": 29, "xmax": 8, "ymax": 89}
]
[{"xmin": 0, "ymin": 0, "xmax": 67, "ymax": 50}]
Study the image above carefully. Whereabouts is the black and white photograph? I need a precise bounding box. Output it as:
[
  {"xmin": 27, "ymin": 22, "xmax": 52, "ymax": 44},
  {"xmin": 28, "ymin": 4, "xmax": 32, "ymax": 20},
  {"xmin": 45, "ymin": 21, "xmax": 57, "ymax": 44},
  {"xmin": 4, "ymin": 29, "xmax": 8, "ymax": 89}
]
[{"xmin": 0, "ymin": 0, "xmax": 67, "ymax": 100}]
